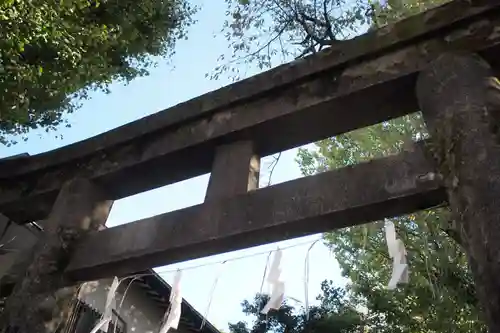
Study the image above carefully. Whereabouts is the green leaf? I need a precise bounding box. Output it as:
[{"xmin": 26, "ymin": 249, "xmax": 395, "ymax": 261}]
[{"xmin": 0, "ymin": 0, "xmax": 198, "ymax": 145}]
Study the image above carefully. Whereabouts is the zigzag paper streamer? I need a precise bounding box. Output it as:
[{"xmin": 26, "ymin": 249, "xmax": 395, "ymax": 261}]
[
  {"xmin": 385, "ymin": 222, "xmax": 409, "ymax": 290},
  {"xmin": 160, "ymin": 270, "xmax": 182, "ymax": 333},
  {"xmin": 90, "ymin": 277, "xmax": 120, "ymax": 333},
  {"xmin": 261, "ymin": 249, "xmax": 285, "ymax": 314}
]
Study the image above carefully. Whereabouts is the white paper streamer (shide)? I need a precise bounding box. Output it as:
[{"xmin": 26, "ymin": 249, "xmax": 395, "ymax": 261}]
[
  {"xmin": 90, "ymin": 277, "xmax": 120, "ymax": 333},
  {"xmin": 261, "ymin": 249, "xmax": 285, "ymax": 314},
  {"xmin": 159, "ymin": 270, "xmax": 183, "ymax": 333},
  {"xmin": 385, "ymin": 221, "xmax": 409, "ymax": 290},
  {"xmin": 200, "ymin": 262, "xmax": 226, "ymax": 330}
]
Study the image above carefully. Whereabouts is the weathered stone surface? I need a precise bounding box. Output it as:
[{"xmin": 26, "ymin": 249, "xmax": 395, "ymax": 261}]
[
  {"xmin": 205, "ymin": 141, "xmax": 260, "ymax": 201},
  {"xmin": 0, "ymin": 179, "xmax": 113, "ymax": 333},
  {"xmin": 417, "ymin": 52, "xmax": 500, "ymax": 333},
  {"xmin": 1, "ymin": 0, "xmax": 500, "ymax": 223},
  {"xmin": 66, "ymin": 143, "xmax": 445, "ymax": 282}
]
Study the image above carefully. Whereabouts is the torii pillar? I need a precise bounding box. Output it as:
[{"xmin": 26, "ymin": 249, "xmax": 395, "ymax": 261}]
[{"xmin": 416, "ymin": 52, "xmax": 500, "ymax": 332}]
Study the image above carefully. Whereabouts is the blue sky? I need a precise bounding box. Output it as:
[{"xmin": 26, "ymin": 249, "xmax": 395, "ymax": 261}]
[{"xmin": 0, "ymin": 0, "xmax": 347, "ymax": 330}]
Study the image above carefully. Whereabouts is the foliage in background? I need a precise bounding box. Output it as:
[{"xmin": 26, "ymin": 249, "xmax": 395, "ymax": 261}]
[
  {"xmin": 210, "ymin": 0, "xmax": 450, "ymax": 80},
  {"xmin": 0, "ymin": 0, "xmax": 195, "ymax": 145},
  {"xmin": 229, "ymin": 280, "xmax": 363, "ymax": 333},
  {"xmin": 295, "ymin": 111, "xmax": 485, "ymax": 331}
]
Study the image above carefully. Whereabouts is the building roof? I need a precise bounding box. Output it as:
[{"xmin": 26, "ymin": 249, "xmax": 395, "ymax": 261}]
[{"xmin": 129, "ymin": 269, "xmax": 220, "ymax": 333}]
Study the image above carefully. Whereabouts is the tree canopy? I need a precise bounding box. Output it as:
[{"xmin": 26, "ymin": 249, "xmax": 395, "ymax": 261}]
[
  {"xmin": 0, "ymin": 0, "xmax": 195, "ymax": 145},
  {"xmin": 210, "ymin": 0, "xmax": 450, "ymax": 80},
  {"xmin": 228, "ymin": 280, "xmax": 363, "ymax": 333},
  {"xmin": 296, "ymin": 116, "xmax": 485, "ymax": 331}
]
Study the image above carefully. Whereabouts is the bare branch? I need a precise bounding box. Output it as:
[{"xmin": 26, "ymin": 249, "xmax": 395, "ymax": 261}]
[
  {"xmin": 294, "ymin": 12, "xmax": 327, "ymax": 46},
  {"xmin": 267, "ymin": 152, "xmax": 282, "ymax": 186},
  {"xmin": 322, "ymin": 0, "xmax": 336, "ymax": 41}
]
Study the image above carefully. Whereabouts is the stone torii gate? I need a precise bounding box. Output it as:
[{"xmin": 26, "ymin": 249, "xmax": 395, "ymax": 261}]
[{"xmin": 1, "ymin": 0, "xmax": 500, "ymax": 331}]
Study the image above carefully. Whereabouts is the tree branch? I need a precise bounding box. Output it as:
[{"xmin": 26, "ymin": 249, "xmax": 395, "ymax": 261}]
[
  {"xmin": 267, "ymin": 152, "xmax": 282, "ymax": 186},
  {"xmin": 322, "ymin": 0, "xmax": 336, "ymax": 41}
]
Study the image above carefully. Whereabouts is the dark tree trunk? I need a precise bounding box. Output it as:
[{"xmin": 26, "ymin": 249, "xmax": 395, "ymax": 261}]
[
  {"xmin": 416, "ymin": 52, "xmax": 500, "ymax": 332},
  {"xmin": 0, "ymin": 179, "xmax": 113, "ymax": 333}
]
